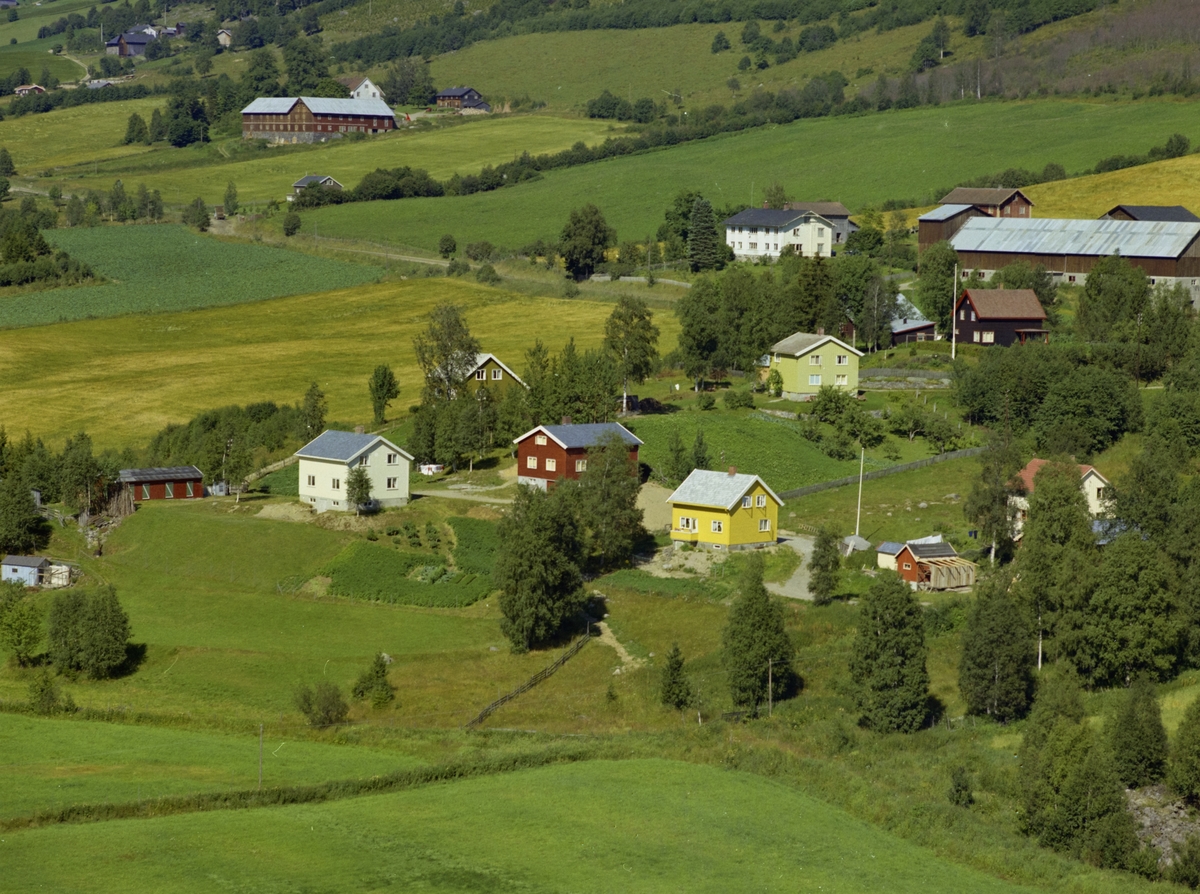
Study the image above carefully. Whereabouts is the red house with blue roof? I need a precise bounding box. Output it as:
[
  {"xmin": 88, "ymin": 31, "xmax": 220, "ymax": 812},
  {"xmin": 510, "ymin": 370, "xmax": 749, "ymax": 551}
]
[{"xmin": 513, "ymin": 422, "xmax": 642, "ymax": 490}]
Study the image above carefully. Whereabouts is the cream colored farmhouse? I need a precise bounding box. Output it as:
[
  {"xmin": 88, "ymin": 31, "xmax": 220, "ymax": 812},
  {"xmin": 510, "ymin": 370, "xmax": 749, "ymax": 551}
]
[
  {"xmin": 723, "ymin": 208, "xmax": 839, "ymax": 260},
  {"xmin": 767, "ymin": 332, "xmax": 862, "ymax": 399},
  {"xmin": 295, "ymin": 430, "xmax": 413, "ymax": 513}
]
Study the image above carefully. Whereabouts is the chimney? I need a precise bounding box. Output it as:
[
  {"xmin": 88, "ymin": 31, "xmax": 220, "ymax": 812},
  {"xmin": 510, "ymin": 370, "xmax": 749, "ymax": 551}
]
[
  {"xmin": 728, "ymin": 466, "xmax": 737, "ymax": 477},
  {"xmin": 354, "ymin": 425, "xmax": 365, "ymax": 434},
  {"xmin": 816, "ymin": 327, "xmax": 825, "ymax": 336},
  {"xmin": 763, "ymin": 200, "xmax": 769, "ymax": 209},
  {"xmin": 562, "ymin": 416, "xmax": 572, "ymax": 425}
]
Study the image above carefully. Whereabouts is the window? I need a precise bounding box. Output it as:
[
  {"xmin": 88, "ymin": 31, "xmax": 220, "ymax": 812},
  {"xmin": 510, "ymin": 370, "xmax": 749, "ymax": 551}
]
[
  {"xmin": 575, "ymin": 459, "xmax": 587, "ymax": 472},
  {"xmin": 492, "ymin": 369, "xmax": 503, "ymax": 380},
  {"xmin": 982, "ymin": 331, "xmax": 995, "ymax": 344},
  {"xmin": 476, "ymin": 369, "xmax": 486, "ymax": 380},
  {"xmin": 358, "ymin": 456, "xmax": 368, "ymax": 467},
  {"xmin": 749, "ymin": 227, "xmax": 758, "ymax": 234},
  {"xmin": 386, "ymin": 477, "xmax": 398, "ymax": 489},
  {"xmin": 711, "ymin": 520, "xmax": 724, "ymax": 533},
  {"xmin": 679, "ymin": 516, "xmax": 696, "ymax": 531},
  {"xmin": 809, "ymin": 374, "xmax": 822, "ymax": 386},
  {"xmin": 545, "ymin": 458, "xmax": 557, "ymax": 472},
  {"xmin": 737, "ymin": 242, "xmax": 742, "ymax": 249},
  {"xmin": 836, "ymin": 355, "xmax": 848, "ymax": 365},
  {"xmin": 332, "ymin": 478, "xmax": 341, "ymax": 490},
  {"xmin": 903, "ymin": 562, "xmax": 912, "ymax": 570},
  {"xmin": 809, "ymin": 354, "xmax": 821, "ymax": 365},
  {"xmin": 742, "ymin": 496, "xmax": 751, "ymax": 508},
  {"xmin": 535, "ymin": 434, "xmax": 547, "ymax": 446},
  {"xmin": 818, "ymin": 243, "xmax": 824, "ymax": 254},
  {"xmin": 759, "ymin": 519, "xmax": 771, "ymax": 532},
  {"xmin": 526, "ymin": 456, "xmax": 538, "ymax": 469},
  {"xmin": 749, "ymin": 243, "xmax": 757, "ymax": 250},
  {"xmin": 387, "ymin": 453, "xmax": 398, "ymax": 465},
  {"xmin": 818, "ymin": 228, "xmax": 825, "ymax": 237},
  {"xmin": 970, "ymin": 311, "xmax": 976, "ymax": 321},
  {"xmin": 186, "ymin": 481, "xmax": 194, "ymax": 497},
  {"xmin": 141, "ymin": 484, "xmax": 150, "ymax": 500},
  {"xmin": 793, "ymin": 228, "xmax": 799, "ymax": 236},
  {"xmin": 165, "ymin": 482, "xmax": 174, "ymax": 499},
  {"xmin": 1096, "ymin": 486, "xmax": 1107, "ymax": 501},
  {"xmin": 1068, "ymin": 275, "xmax": 1076, "ymax": 283},
  {"xmin": 973, "ymin": 331, "xmax": 981, "ymax": 343},
  {"xmin": 836, "ymin": 374, "xmax": 848, "ymax": 386},
  {"xmin": 960, "ymin": 309, "xmax": 966, "ymax": 320},
  {"xmin": 756, "ymin": 494, "xmax": 767, "ymax": 508}
]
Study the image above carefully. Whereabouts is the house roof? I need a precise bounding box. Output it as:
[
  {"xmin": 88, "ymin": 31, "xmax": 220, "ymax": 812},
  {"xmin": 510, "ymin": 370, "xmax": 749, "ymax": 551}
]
[
  {"xmin": 951, "ymin": 217, "xmax": 1200, "ymax": 260},
  {"xmin": 667, "ymin": 469, "xmax": 783, "ymax": 512},
  {"xmin": 876, "ymin": 541, "xmax": 904, "ymax": 555},
  {"xmin": 722, "ymin": 208, "xmax": 829, "ymax": 229},
  {"xmin": 940, "ymin": 187, "xmax": 1033, "ymax": 206},
  {"xmin": 514, "ymin": 423, "xmax": 642, "ymax": 450},
  {"xmin": 782, "ymin": 201, "xmax": 851, "ymax": 218},
  {"xmin": 338, "ymin": 75, "xmax": 369, "ymax": 90},
  {"xmin": 769, "ymin": 331, "xmax": 863, "ymax": 358},
  {"xmin": 240, "ymin": 97, "xmax": 395, "ymax": 118},
  {"xmin": 960, "ymin": 289, "xmax": 1047, "ymax": 321},
  {"xmin": 1016, "ymin": 458, "xmax": 1108, "ymax": 494},
  {"xmin": 87, "ymin": 80, "xmax": 114, "ymax": 89},
  {"xmin": 1104, "ymin": 205, "xmax": 1200, "ymax": 223},
  {"xmin": 462, "ymin": 99, "xmax": 492, "ymax": 111},
  {"xmin": 900, "ymin": 541, "xmax": 959, "ymax": 560},
  {"xmin": 295, "ymin": 430, "xmax": 412, "ymax": 464},
  {"xmin": 470, "ymin": 353, "xmax": 526, "ymax": 387},
  {"xmin": 119, "ymin": 466, "xmax": 204, "ymax": 483},
  {"xmin": 892, "ymin": 317, "xmax": 935, "ymax": 334},
  {"xmin": 919, "ymin": 203, "xmax": 975, "ymax": 222},
  {"xmin": 293, "ymin": 175, "xmax": 343, "ymax": 189},
  {"xmin": 2, "ymin": 555, "xmax": 48, "ymax": 568},
  {"xmin": 438, "ymin": 86, "xmax": 479, "ymax": 97}
]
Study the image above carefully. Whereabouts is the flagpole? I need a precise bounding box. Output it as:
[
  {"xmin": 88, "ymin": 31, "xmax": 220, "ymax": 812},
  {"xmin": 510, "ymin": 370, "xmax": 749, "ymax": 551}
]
[
  {"xmin": 855, "ymin": 446, "xmax": 864, "ymax": 538},
  {"xmin": 951, "ymin": 263, "xmax": 958, "ymax": 360}
]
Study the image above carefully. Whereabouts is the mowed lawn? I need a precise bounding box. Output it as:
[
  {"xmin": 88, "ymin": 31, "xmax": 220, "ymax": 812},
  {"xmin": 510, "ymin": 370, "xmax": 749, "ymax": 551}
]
[
  {"xmin": 50, "ymin": 114, "xmax": 620, "ymax": 204},
  {"xmin": 0, "ymin": 760, "xmax": 1040, "ymax": 893},
  {"xmin": 300, "ymin": 99, "xmax": 1200, "ymax": 252},
  {"xmin": 0, "ymin": 713, "xmax": 424, "ymax": 821},
  {"xmin": 0, "ymin": 40, "xmax": 86, "ymax": 84},
  {"xmin": 0, "ymin": 276, "xmax": 677, "ymax": 449}
]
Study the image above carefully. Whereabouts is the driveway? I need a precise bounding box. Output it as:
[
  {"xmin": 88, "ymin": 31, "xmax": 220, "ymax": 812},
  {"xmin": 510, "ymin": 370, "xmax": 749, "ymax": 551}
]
[{"xmin": 766, "ymin": 532, "xmax": 816, "ymax": 601}]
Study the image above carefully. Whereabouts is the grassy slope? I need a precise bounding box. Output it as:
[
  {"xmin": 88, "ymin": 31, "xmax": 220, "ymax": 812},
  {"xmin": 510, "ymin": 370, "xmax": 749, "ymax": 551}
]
[
  {"xmin": 0, "ymin": 712, "xmax": 424, "ymax": 820},
  {"xmin": 1027, "ymin": 151, "xmax": 1200, "ymax": 218},
  {"xmin": 43, "ymin": 114, "xmax": 620, "ymax": 204},
  {"xmin": 0, "ymin": 225, "xmax": 380, "ymax": 327},
  {"xmin": 0, "ymin": 273, "xmax": 678, "ymax": 452},
  {"xmin": 0, "ymin": 40, "xmax": 87, "ymax": 83},
  {"xmin": 300, "ymin": 99, "xmax": 1200, "ymax": 252},
  {"xmin": 0, "ymin": 97, "xmax": 165, "ymax": 172},
  {"xmin": 0, "ymin": 760, "xmax": 1039, "ymax": 893}
]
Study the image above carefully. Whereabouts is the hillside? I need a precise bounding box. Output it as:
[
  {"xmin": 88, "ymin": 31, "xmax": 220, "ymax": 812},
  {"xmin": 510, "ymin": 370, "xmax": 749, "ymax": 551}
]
[
  {"xmin": 296, "ymin": 98, "xmax": 1200, "ymax": 252},
  {"xmin": 1026, "ymin": 151, "xmax": 1200, "ymax": 218}
]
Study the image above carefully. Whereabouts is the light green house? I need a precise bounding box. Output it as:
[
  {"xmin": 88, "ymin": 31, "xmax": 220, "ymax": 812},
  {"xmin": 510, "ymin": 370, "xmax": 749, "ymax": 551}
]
[{"xmin": 768, "ymin": 332, "xmax": 863, "ymax": 399}]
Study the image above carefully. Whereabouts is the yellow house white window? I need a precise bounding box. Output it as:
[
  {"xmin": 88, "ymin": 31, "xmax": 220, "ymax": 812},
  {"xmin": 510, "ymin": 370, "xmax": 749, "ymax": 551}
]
[
  {"xmin": 526, "ymin": 456, "xmax": 538, "ymax": 469},
  {"xmin": 759, "ymin": 519, "xmax": 771, "ymax": 532},
  {"xmin": 307, "ymin": 475, "xmax": 316, "ymax": 486},
  {"xmin": 492, "ymin": 369, "xmax": 502, "ymax": 380},
  {"xmin": 476, "ymin": 369, "xmax": 486, "ymax": 380},
  {"xmin": 535, "ymin": 435, "xmax": 547, "ymax": 446},
  {"xmin": 742, "ymin": 496, "xmax": 751, "ymax": 508},
  {"xmin": 711, "ymin": 520, "xmax": 724, "ymax": 533},
  {"xmin": 836, "ymin": 375, "xmax": 848, "ymax": 386},
  {"xmin": 809, "ymin": 374, "xmax": 821, "ymax": 386},
  {"xmin": 809, "ymin": 354, "xmax": 821, "ymax": 365},
  {"xmin": 575, "ymin": 460, "xmax": 587, "ymax": 472},
  {"xmin": 678, "ymin": 516, "xmax": 697, "ymax": 531},
  {"xmin": 756, "ymin": 494, "xmax": 766, "ymax": 508},
  {"xmin": 545, "ymin": 458, "xmax": 557, "ymax": 472},
  {"xmin": 836, "ymin": 355, "xmax": 848, "ymax": 365},
  {"xmin": 386, "ymin": 477, "xmax": 398, "ymax": 489}
]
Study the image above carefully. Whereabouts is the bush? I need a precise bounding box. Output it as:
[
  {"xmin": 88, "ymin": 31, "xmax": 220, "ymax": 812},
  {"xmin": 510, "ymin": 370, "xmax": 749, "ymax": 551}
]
[
  {"xmin": 723, "ymin": 389, "xmax": 754, "ymax": 410},
  {"xmin": 1170, "ymin": 834, "xmax": 1200, "ymax": 888},
  {"xmin": 351, "ymin": 652, "xmax": 395, "ymax": 708},
  {"xmin": 947, "ymin": 766, "xmax": 974, "ymax": 807},
  {"xmin": 46, "ymin": 587, "xmax": 130, "ymax": 679},
  {"xmin": 465, "ymin": 241, "xmax": 496, "ymax": 261},
  {"xmin": 476, "ymin": 263, "xmax": 501, "ymax": 285},
  {"xmin": 295, "ymin": 681, "xmax": 349, "ymax": 727},
  {"xmin": 697, "ymin": 393, "xmax": 716, "ymax": 410},
  {"xmin": 438, "ymin": 233, "xmax": 457, "ymax": 258},
  {"xmin": 282, "ymin": 212, "xmax": 301, "ymax": 236},
  {"xmin": 446, "ymin": 258, "xmax": 470, "ymax": 276},
  {"xmin": 28, "ymin": 668, "xmax": 73, "ymax": 715}
]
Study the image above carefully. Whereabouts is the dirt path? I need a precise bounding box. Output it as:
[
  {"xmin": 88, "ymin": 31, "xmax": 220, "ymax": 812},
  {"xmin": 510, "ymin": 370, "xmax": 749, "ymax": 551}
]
[
  {"xmin": 766, "ymin": 532, "xmax": 816, "ymax": 601},
  {"xmin": 412, "ymin": 490, "xmax": 513, "ymax": 505},
  {"xmin": 593, "ymin": 620, "xmax": 642, "ymax": 670}
]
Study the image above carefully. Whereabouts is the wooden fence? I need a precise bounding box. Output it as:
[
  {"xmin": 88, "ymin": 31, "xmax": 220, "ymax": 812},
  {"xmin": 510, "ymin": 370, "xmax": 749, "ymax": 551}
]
[
  {"xmin": 778, "ymin": 446, "xmax": 985, "ymax": 501},
  {"xmin": 465, "ymin": 627, "xmax": 593, "ymax": 729}
]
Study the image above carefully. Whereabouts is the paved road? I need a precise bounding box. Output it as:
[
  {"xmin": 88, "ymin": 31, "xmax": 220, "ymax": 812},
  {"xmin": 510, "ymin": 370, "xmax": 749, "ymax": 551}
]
[{"xmin": 766, "ymin": 533, "xmax": 816, "ymax": 601}]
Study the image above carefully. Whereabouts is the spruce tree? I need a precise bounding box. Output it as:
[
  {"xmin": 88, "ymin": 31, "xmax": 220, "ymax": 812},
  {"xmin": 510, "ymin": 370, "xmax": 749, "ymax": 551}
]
[
  {"xmin": 665, "ymin": 426, "xmax": 690, "ymax": 483},
  {"xmin": 849, "ymin": 571, "xmax": 930, "ymax": 733},
  {"xmin": 301, "ymin": 382, "xmax": 327, "ymax": 439},
  {"xmin": 807, "ymin": 527, "xmax": 841, "ymax": 605},
  {"xmin": 660, "ymin": 642, "xmax": 693, "ymax": 709},
  {"xmin": 722, "ymin": 554, "xmax": 796, "ymax": 712},
  {"xmin": 224, "ymin": 181, "xmax": 239, "ymax": 216},
  {"xmin": 687, "ymin": 197, "xmax": 719, "ymax": 272},
  {"xmin": 1108, "ymin": 676, "xmax": 1167, "ymax": 788},
  {"xmin": 148, "ymin": 108, "xmax": 166, "ymax": 143},
  {"xmin": 123, "ymin": 113, "xmax": 148, "ymax": 145},
  {"xmin": 958, "ymin": 574, "xmax": 1034, "ymax": 722},
  {"xmin": 0, "ymin": 147, "xmax": 15, "ymax": 176},
  {"xmin": 1170, "ymin": 695, "xmax": 1200, "ymax": 800},
  {"xmin": 690, "ymin": 429, "xmax": 710, "ymax": 471},
  {"xmin": 352, "ymin": 652, "xmax": 395, "ymax": 707}
]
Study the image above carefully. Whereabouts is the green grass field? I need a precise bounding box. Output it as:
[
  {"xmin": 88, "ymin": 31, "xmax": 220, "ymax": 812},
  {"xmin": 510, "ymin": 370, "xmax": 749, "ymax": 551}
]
[
  {"xmin": 46, "ymin": 113, "xmax": 620, "ymax": 205},
  {"xmin": 298, "ymin": 98, "xmax": 1200, "ymax": 252},
  {"xmin": 0, "ymin": 40, "xmax": 87, "ymax": 83},
  {"xmin": 0, "ymin": 97, "xmax": 164, "ymax": 172},
  {"xmin": 0, "ymin": 225, "xmax": 381, "ymax": 327},
  {"xmin": 0, "ymin": 759, "xmax": 1041, "ymax": 893},
  {"xmin": 0, "ymin": 275, "xmax": 667, "ymax": 448},
  {"xmin": 0, "ymin": 712, "xmax": 424, "ymax": 820}
]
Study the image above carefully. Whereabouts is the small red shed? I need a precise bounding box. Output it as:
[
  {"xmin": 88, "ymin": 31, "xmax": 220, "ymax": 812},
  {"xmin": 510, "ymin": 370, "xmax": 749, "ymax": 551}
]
[
  {"xmin": 119, "ymin": 466, "xmax": 205, "ymax": 501},
  {"xmin": 514, "ymin": 422, "xmax": 642, "ymax": 490},
  {"xmin": 895, "ymin": 541, "xmax": 976, "ymax": 591}
]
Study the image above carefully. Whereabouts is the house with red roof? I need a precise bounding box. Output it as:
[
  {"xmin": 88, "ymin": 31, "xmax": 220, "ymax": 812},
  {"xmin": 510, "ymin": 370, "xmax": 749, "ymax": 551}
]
[{"xmin": 1010, "ymin": 458, "xmax": 1110, "ymax": 538}]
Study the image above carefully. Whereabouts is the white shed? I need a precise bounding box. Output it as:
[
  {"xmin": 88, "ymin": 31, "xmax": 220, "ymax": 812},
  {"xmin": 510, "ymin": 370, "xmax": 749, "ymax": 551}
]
[{"xmin": 2, "ymin": 555, "xmax": 48, "ymax": 587}]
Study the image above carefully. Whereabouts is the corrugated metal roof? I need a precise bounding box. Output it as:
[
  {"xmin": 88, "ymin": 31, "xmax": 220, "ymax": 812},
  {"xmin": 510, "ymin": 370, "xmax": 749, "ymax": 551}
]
[
  {"xmin": 667, "ymin": 470, "xmax": 782, "ymax": 511},
  {"xmin": 722, "ymin": 209, "xmax": 823, "ymax": 228},
  {"xmin": 769, "ymin": 332, "xmax": 863, "ymax": 357},
  {"xmin": 242, "ymin": 97, "xmax": 300, "ymax": 114},
  {"xmin": 877, "ymin": 541, "xmax": 904, "ymax": 555},
  {"xmin": 240, "ymin": 97, "xmax": 395, "ymax": 118},
  {"xmin": 516, "ymin": 423, "xmax": 642, "ymax": 450},
  {"xmin": 2, "ymin": 555, "xmax": 48, "ymax": 567},
  {"xmin": 919, "ymin": 204, "xmax": 973, "ymax": 222},
  {"xmin": 951, "ymin": 217, "xmax": 1200, "ymax": 260},
  {"xmin": 891, "ymin": 317, "xmax": 935, "ymax": 334},
  {"xmin": 296, "ymin": 431, "xmax": 412, "ymax": 463},
  {"xmin": 119, "ymin": 466, "xmax": 203, "ymax": 483},
  {"xmin": 904, "ymin": 542, "xmax": 958, "ymax": 560}
]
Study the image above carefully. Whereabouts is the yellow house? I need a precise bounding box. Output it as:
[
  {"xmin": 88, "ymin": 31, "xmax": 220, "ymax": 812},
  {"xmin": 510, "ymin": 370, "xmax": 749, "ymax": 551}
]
[
  {"xmin": 667, "ymin": 469, "xmax": 783, "ymax": 549},
  {"xmin": 463, "ymin": 352, "xmax": 526, "ymax": 393},
  {"xmin": 768, "ymin": 332, "xmax": 863, "ymax": 400}
]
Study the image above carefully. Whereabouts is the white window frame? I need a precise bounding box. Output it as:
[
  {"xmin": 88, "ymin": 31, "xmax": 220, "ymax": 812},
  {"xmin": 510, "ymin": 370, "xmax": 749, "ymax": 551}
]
[
  {"xmin": 759, "ymin": 519, "xmax": 771, "ymax": 532},
  {"xmin": 386, "ymin": 477, "xmax": 398, "ymax": 490},
  {"xmin": 836, "ymin": 355, "xmax": 848, "ymax": 366},
  {"xmin": 545, "ymin": 458, "xmax": 557, "ymax": 472},
  {"xmin": 756, "ymin": 494, "xmax": 766, "ymax": 508},
  {"xmin": 982, "ymin": 331, "xmax": 995, "ymax": 344},
  {"xmin": 575, "ymin": 459, "xmax": 587, "ymax": 472},
  {"xmin": 307, "ymin": 475, "xmax": 316, "ymax": 487},
  {"xmin": 973, "ymin": 331, "xmax": 980, "ymax": 343},
  {"xmin": 141, "ymin": 484, "xmax": 150, "ymax": 500},
  {"xmin": 387, "ymin": 453, "xmax": 398, "ymax": 465},
  {"xmin": 711, "ymin": 520, "xmax": 724, "ymax": 533},
  {"xmin": 526, "ymin": 456, "xmax": 538, "ymax": 469},
  {"xmin": 186, "ymin": 481, "xmax": 194, "ymax": 497},
  {"xmin": 165, "ymin": 482, "xmax": 174, "ymax": 499},
  {"xmin": 535, "ymin": 434, "xmax": 548, "ymax": 446},
  {"xmin": 332, "ymin": 478, "xmax": 341, "ymax": 490},
  {"xmin": 475, "ymin": 369, "xmax": 486, "ymax": 380},
  {"xmin": 742, "ymin": 496, "xmax": 751, "ymax": 508},
  {"xmin": 836, "ymin": 375, "xmax": 848, "ymax": 386},
  {"xmin": 809, "ymin": 354, "xmax": 821, "ymax": 365},
  {"xmin": 809, "ymin": 374, "xmax": 822, "ymax": 386},
  {"xmin": 492, "ymin": 368, "xmax": 503, "ymax": 380}
]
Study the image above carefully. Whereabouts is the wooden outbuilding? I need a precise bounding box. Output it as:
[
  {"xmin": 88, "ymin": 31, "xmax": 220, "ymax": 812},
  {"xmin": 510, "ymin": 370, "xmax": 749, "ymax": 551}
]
[
  {"xmin": 1102, "ymin": 205, "xmax": 1200, "ymax": 223},
  {"xmin": 2, "ymin": 555, "xmax": 48, "ymax": 587},
  {"xmin": 514, "ymin": 422, "xmax": 641, "ymax": 490},
  {"xmin": 894, "ymin": 542, "xmax": 976, "ymax": 590},
  {"xmin": 953, "ymin": 289, "xmax": 1048, "ymax": 346},
  {"xmin": 119, "ymin": 466, "xmax": 205, "ymax": 501},
  {"xmin": 241, "ymin": 97, "xmax": 395, "ymax": 144},
  {"xmin": 918, "ymin": 203, "xmax": 985, "ymax": 253},
  {"xmin": 939, "ymin": 187, "xmax": 1034, "ymax": 219}
]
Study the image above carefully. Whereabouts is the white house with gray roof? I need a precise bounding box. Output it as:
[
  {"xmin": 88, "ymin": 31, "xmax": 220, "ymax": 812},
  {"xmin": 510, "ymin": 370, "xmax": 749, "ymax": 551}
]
[
  {"xmin": 723, "ymin": 208, "xmax": 839, "ymax": 260},
  {"xmin": 295, "ymin": 430, "xmax": 413, "ymax": 513}
]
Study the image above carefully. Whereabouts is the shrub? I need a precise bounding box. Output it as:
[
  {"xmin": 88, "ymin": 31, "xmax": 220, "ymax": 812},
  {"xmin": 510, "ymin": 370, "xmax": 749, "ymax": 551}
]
[
  {"xmin": 660, "ymin": 642, "xmax": 693, "ymax": 709},
  {"xmin": 424, "ymin": 521, "xmax": 441, "ymax": 549},
  {"xmin": 295, "ymin": 681, "xmax": 349, "ymax": 727},
  {"xmin": 465, "ymin": 241, "xmax": 495, "ymax": 261},
  {"xmin": 476, "ymin": 263, "xmax": 501, "ymax": 285},
  {"xmin": 282, "ymin": 211, "xmax": 301, "ymax": 236},
  {"xmin": 438, "ymin": 233, "xmax": 457, "ymax": 258},
  {"xmin": 947, "ymin": 766, "xmax": 974, "ymax": 807},
  {"xmin": 723, "ymin": 389, "xmax": 754, "ymax": 410},
  {"xmin": 446, "ymin": 258, "xmax": 470, "ymax": 276},
  {"xmin": 1170, "ymin": 834, "xmax": 1200, "ymax": 888},
  {"xmin": 28, "ymin": 668, "xmax": 73, "ymax": 715},
  {"xmin": 697, "ymin": 393, "xmax": 716, "ymax": 410},
  {"xmin": 46, "ymin": 587, "xmax": 131, "ymax": 679},
  {"xmin": 351, "ymin": 652, "xmax": 395, "ymax": 707}
]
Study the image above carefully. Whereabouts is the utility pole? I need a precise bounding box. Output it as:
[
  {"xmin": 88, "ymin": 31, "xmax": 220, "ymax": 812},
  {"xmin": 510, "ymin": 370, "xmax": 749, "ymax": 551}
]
[
  {"xmin": 768, "ymin": 659, "xmax": 773, "ymax": 717},
  {"xmin": 855, "ymin": 446, "xmax": 865, "ymax": 538},
  {"xmin": 951, "ymin": 262, "xmax": 958, "ymax": 360}
]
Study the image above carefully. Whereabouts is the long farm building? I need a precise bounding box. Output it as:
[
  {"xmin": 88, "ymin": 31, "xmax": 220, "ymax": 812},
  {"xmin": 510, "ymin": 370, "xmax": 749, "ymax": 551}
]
[{"xmin": 241, "ymin": 97, "xmax": 396, "ymax": 143}]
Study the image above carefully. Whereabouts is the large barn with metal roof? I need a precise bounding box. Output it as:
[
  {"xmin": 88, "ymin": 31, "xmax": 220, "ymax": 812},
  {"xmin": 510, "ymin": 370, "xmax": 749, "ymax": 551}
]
[
  {"xmin": 241, "ymin": 97, "xmax": 395, "ymax": 143},
  {"xmin": 949, "ymin": 217, "xmax": 1200, "ymax": 300}
]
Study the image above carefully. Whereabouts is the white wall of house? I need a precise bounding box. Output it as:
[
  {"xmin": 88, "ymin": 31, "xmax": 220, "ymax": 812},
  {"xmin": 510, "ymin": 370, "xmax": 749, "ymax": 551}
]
[
  {"xmin": 726, "ymin": 215, "xmax": 834, "ymax": 260},
  {"xmin": 298, "ymin": 443, "xmax": 410, "ymax": 513},
  {"xmin": 350, "ymin": 78, "xmax": 383, "ymax": 100},
  {"xmin": 1011, "ymin": 470, "xmax": 1109, "ymax": 537}
]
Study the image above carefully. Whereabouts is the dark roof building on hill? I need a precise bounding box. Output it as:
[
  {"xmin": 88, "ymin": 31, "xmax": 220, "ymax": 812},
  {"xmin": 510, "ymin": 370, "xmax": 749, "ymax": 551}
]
[
  {"xmin": 939, "ymin": 187, "xmax": 1034, "ymax": 218},
  {"xmin": 119, "ymin": 466, "xmax": 205, "ymax": 501},
  {"xmin": 435, "ymin": 87, "xmax": 490, "ymax": 112},
  {"xmin": 953, "ymin": 288, "xmax": 1048, "ymax": 347},
  {"xmin": 1102, "ymin": 205, "xmax": 1200, "ymax": 223},
  {"xmin": 292, "ymin": 175, "xmax": 344, "ymax": 194},
  {"xmin": 513, "ymin": 422, "xmax": 641, "ymax": 490},
  {"xmin": 105, "ymin": 30, "xmax": 153, "ymax": 56}
]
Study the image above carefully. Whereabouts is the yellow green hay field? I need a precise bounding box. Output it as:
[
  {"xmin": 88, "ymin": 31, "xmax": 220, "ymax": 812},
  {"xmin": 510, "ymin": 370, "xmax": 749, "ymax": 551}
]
[{"xmin": 1027, "ymin": 152, "xmax": 1200, "ymax": 219}]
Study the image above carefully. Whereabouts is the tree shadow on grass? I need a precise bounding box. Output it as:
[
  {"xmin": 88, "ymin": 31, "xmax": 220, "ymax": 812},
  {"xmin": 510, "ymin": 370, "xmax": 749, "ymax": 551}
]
[{"xmin": 114, "ymin": 642, "xmax": 148, "ymax": 679}]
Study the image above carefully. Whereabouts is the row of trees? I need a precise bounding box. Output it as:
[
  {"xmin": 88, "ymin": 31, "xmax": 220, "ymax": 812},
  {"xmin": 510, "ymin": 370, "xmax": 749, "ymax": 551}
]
[{"xmin": 0, "ymin": 582, "xmax": 132, "ymax": 680}]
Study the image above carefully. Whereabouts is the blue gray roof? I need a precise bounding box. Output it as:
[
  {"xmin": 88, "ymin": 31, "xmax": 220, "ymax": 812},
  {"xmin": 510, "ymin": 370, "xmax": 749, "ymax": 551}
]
[
  {"xmin": 293, "ymin": 175, "xmax": 342, "ymax": 189},
  {"xmin": 119, "ymin": 466, "xmax": 203, "ymax": 483},
  {"xmin": 667, "ymin": 469, "xmax": 782, "ymax": 511},
  {"xmin": 296, "ymin": 430, "xmax": 411, "ymax": 463},
  {"xmin": 438, "ymin": 86, "xmax": 480, "ymax": 97},
  {"xmin": 919, "ymin": 204, "xmax": 973, "ymax": 222},
  {"xmin": 722, "ymin": 208, "xmax": 825, "ymax": 229},
  {"xmin": 241, "ymin": 97, "xmax": 395, "ymax": 118},
  {"xmin": 3, "ymin": 555, "xmax": 48, "ymax": 567},
  {"xmin": 952, "ymin": 217, "xmax": 1200, "ymax": 260},
  {"xmin": 521, "ymin": 423, "xmax": 642, "ymax": 450},
  {"xmin": 1105, "ymin": 205, "xmax": 1200, "ymax": 223},
  {"xmin": 877, "ymin": 541, "xmax": 904, "ymax": 555}
]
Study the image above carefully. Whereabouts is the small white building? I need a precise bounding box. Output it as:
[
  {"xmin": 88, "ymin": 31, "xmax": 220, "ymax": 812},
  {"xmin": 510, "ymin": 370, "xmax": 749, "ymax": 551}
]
[
  {"xmin": 294, "ymin": 430, "xmax": 413, "ymax": 513},
  {"xmin": 723, "ymin": 208, "xmax": 838, "ymax": 261},
  {"xmin": 2, "ymin": 555, "xmax": 48, "ymax": 587},
  {"xmin": 216, "ymin": 28, "xmax": 233, "ymax": 47},
  {"xmin": 338, "ymin": 75, "xmax": 385, "ymax": 100},
  {"xmin": 1011, "ymin": 458, "xmax": 1110, "ymax": 538}
]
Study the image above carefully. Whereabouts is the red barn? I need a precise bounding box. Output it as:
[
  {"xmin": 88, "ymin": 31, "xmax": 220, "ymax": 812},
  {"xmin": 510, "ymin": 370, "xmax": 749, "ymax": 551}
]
[
  {"xmin": 119, "ymin": 466, "xmax": 205, "ymax": 501},
  {"xmin": 514, "ymin": 423, "xmax": 641, "ymax": 490},
  {"xmin": 241, "ymin": 97, "xmax": 396, "ymax": 144},
  {"xmin": 894, "ymin": 542, "xmax": 975, "ymax": 591}
]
